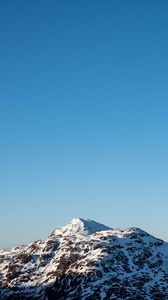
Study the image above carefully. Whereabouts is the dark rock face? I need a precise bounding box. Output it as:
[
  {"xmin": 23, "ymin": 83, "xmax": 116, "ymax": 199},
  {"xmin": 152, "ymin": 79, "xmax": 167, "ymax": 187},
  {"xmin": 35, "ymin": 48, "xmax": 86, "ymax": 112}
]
[{"xmin": 0, "ymin": 218, "xmax": 168, "ymax": 300}]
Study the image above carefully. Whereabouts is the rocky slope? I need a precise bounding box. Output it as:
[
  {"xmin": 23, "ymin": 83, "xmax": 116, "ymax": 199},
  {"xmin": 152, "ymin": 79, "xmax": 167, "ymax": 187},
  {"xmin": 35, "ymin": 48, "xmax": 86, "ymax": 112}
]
[{"xmin": 0, "ymin": 218, "xmax": 168, "ymax": 300}]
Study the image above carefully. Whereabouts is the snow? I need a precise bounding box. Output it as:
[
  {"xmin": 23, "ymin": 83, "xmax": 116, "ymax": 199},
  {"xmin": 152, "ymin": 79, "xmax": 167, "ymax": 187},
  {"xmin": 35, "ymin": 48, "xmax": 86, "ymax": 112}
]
[{"xmin": 52, "ymin": 217, "xmax": 112, "ymax": 236}]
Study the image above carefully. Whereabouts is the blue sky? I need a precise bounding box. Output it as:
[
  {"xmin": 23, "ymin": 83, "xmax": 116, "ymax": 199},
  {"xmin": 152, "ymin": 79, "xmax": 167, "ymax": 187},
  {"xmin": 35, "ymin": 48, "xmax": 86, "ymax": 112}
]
[{"xmin": 1, "ymin": 1, "xmax": 168, "ymax": 248}]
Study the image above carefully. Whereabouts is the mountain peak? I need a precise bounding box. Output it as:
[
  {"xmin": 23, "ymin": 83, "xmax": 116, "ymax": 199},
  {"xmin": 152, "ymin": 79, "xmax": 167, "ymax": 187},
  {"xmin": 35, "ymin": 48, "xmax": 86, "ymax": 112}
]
[
  {"xmin": 1, "ymin": 219, "xmax": 167, "ymax": 300},
  {"xmin": 52, "ymin": 217, "xmax": 112, "ymax": 236}
]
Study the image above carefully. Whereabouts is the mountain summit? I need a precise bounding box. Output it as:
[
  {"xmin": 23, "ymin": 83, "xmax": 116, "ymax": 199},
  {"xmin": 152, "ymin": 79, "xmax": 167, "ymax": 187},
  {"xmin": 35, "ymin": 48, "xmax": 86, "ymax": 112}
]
[
  {"xmin": 52, "ymin": 217, "xmax": 112, "ymax": 236},
  {"xmin": 0, "ymin": 218, "xmax": 168, "ymax": 299}
]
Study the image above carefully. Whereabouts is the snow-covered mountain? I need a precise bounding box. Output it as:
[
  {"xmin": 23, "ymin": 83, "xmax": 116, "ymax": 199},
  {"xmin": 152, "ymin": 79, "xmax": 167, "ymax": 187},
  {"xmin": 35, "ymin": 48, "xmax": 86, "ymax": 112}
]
[{"xmin": 0, "ymin": 218, "xmax": 168, "ymax": 300}]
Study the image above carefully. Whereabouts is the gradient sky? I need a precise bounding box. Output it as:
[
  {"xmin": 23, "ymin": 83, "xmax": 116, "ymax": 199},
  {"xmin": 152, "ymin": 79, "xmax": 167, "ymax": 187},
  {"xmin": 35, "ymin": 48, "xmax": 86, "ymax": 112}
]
[{"xmin": 1, "ymin": 0, "xmax": 168, "ymax": 248}]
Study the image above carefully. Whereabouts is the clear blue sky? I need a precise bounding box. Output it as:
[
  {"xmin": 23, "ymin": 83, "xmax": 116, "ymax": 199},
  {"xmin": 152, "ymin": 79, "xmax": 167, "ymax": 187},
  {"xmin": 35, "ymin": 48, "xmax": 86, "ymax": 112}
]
[{"xmin": 1, "ymin": 0, "xmax": 168, "ymax": 248}]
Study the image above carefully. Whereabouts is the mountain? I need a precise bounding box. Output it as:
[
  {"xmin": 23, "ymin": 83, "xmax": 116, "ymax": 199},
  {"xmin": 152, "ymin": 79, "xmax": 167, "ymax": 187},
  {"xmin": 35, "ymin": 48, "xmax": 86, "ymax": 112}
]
[{"xmin": 0, "ymin": 218, "xmax": 168, "ymax": 300}]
